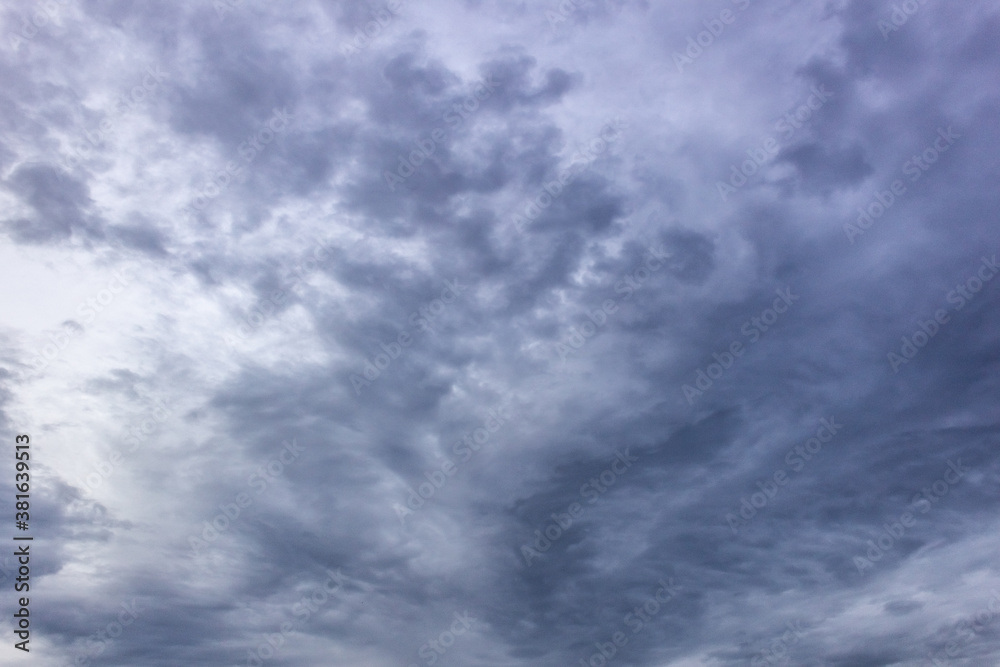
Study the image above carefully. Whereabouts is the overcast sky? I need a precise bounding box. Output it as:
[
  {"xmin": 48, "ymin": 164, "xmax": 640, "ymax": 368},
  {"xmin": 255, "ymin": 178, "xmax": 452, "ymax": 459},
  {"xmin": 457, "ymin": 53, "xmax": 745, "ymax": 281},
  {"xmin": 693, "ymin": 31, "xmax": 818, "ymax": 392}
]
[{"xmin": 1, "ymin": 0, "xmax": 999, "ymax": 665}]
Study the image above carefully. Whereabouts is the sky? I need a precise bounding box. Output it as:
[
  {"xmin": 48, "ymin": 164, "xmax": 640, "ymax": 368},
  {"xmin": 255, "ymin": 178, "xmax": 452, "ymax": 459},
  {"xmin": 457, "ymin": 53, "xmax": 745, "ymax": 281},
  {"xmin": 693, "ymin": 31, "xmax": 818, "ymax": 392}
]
[{"xmin": 0, "ymin": 0, "xmax": 999, "ymax": 665}]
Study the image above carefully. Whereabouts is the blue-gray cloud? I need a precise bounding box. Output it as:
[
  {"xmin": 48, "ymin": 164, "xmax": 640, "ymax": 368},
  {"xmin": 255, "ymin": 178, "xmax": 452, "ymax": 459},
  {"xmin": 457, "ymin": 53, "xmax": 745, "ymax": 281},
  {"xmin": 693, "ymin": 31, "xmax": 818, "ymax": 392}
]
[{"xmin": 1, "ymin": 0, "xmax": 999, "ymax": 665}]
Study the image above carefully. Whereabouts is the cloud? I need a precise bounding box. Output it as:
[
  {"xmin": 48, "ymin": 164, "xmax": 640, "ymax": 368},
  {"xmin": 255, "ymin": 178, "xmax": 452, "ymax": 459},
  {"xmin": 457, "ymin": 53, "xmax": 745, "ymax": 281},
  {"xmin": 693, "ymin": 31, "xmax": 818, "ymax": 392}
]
[{"xmin": 1, "ymin": 0, "xmax": 999, "ymax": 664}]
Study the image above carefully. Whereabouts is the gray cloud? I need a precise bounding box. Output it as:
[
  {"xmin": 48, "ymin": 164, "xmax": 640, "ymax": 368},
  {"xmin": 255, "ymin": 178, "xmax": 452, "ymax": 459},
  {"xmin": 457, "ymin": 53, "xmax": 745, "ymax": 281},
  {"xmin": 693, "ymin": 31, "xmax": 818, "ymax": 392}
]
[{"xmin": 1, "ymin": 0, "xmax": 999, "ymax": 665}]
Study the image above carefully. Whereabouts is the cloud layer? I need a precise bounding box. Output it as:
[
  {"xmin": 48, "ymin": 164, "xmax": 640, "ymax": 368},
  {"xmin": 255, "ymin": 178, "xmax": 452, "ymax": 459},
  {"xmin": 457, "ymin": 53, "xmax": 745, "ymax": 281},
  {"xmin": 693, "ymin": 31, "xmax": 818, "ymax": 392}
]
[{"xmin": 1, "ymin": 0, "xmax": 999, "ymax": 665}]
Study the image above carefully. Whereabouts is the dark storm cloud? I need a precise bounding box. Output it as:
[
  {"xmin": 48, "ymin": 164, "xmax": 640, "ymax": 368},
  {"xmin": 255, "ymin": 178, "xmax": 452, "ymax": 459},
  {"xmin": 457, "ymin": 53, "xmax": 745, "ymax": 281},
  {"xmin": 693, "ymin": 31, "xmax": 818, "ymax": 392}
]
[
  {"xmin": 109, "ymin": 218, "xmax": 170, "ymax": 256},
  {"xmin": 3, "ymin": 163, "xmax": 104, "ymax": 243},
  {"xmin": 1, "ymin": 0, "xmax": 999, "ymax": 665},
  {"xmin": 776, "ymin": 141, "xmax": 874, "ymax": 193}
]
